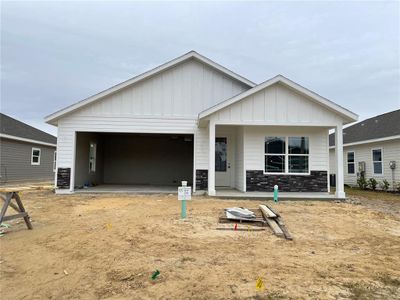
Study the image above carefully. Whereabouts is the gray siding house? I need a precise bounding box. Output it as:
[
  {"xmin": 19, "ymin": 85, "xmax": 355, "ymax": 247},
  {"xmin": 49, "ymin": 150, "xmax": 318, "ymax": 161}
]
[
  {"xmin": 0, "ymin": 113, "xmax": 57, "ymax": 183},
  {"xmin": 329, "ymin": 109, "xmax": 400, "ymax": 190}
]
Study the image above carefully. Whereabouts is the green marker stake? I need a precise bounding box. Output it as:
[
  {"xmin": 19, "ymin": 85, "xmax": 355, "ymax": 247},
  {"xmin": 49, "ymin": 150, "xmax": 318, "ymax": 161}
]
[
  {"xmin": 181, "ymin": 197, "xmax": 187, "ymax": 219},
  {"xmin": 180, "ymin": 181, "xmax": 188, "ymax": 219},
  {"xmin": 274, "ymin": 185, "xmax": 279, "ymax": 203},
  {"xmin": 151, "ymin": 270, "xmax": 160, "ymax": 280}
]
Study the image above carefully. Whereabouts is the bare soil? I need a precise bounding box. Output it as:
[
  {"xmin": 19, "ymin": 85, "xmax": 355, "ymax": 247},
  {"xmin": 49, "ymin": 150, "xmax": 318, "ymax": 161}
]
[{"xmin": 1, "ymin": 189, "xmax": 399, "ymax": 299}]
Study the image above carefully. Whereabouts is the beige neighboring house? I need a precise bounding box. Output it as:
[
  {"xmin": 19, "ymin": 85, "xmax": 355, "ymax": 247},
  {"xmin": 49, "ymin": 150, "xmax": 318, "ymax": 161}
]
[{"xmin": 329, "ymin": 109, "xmax": 400, "ymax": 190}]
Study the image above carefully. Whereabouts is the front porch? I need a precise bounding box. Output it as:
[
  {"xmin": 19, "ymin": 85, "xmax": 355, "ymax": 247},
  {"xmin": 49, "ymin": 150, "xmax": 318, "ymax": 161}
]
[{"xmin": 202, "ymin": 123, "xmax": 346, "ymax": 199}]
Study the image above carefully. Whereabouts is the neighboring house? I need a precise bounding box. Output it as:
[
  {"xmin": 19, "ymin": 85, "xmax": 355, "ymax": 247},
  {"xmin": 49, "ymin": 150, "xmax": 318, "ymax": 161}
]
[
  {"xmin": 45, "ymin": 51, "xmax": 357, "ymax": 198},
  {"xmin": 0, "ymin": 113, "xmax": 57, "ymax": 183},
  {"xmin": 329, "ymin": 109, "xmax": 400, "ymax": 190}
]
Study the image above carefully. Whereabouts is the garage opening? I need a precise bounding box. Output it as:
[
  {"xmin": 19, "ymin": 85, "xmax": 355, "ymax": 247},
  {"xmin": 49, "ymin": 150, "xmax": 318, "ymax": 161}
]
[{"xmin": 74, "ymin": 132, "xmax": 193, "ymax": 191}]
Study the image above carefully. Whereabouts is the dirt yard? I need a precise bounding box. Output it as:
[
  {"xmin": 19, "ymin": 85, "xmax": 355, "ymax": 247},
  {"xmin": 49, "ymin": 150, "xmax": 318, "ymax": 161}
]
[{"xmin": 1, "ymin": 188, "xmax": 399, "ymax": 299}]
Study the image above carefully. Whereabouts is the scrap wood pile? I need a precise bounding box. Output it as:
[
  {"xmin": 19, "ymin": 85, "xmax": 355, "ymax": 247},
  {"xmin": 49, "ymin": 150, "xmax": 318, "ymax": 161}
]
[{"xmin": 217, "ymin": 205, "xmax": 292, "ymax": 240}]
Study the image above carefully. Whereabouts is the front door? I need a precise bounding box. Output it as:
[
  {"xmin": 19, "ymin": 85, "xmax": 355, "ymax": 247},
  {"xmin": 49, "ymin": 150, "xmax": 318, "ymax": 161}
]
[{"xmin": 215, "ymin": 137, "xmax": 231, "ymax": 187}]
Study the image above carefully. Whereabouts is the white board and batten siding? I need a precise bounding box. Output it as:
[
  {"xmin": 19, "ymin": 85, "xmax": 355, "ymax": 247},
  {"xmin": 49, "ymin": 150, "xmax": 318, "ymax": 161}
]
[
  {"xmin": 56, "ymin": 58, "xmax": 250, "ymax": 170},
  {"xmin": 329, "ymin": 139, "xmax": 400, "ymax": 187},
  {"xmin": 207, "ymin": 83, "xmax": 344, "ymax": 126},
  {"xmin": 200, "ymin": 82, "xmax": 338, "ymax": 191}
]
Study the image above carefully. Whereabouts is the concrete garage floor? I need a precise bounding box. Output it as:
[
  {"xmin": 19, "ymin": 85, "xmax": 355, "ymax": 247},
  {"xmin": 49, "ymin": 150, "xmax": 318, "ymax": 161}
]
[{"xmin": 74, "ymin": 184, "xmax": 178, "ymax": 194}]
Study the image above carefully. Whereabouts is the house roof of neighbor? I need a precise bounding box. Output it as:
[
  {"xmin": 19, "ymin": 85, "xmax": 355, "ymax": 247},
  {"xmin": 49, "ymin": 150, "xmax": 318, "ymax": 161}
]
[
  {"xmin": 329, "ymin": 109, "xmax": 400, "ymax": 146},
  {"xmin": 0, "ymin": 113, "xmax": 57, "ymax": 145}
]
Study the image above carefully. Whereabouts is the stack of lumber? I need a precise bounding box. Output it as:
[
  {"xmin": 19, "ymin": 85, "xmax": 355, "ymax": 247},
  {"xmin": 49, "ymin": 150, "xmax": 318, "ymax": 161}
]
[
  {"xmin": 217, "ymin": 205, "xmax": 293, "ymax": 240},
  {"xmin": 259, "ymin": 204, "xmax": 292, "ymax": 240}
]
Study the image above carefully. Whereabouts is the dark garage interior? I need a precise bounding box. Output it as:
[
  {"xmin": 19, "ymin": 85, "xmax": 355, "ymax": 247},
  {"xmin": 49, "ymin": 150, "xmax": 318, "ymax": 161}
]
[{"xmin": 74, "ymin": 132, "xmax": 194, "ymax": 188}]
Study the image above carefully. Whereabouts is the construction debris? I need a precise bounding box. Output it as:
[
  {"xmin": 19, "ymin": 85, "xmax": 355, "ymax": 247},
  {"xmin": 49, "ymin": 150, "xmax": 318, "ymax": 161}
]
[
  {"xmin": 259, "ymin": 205, "xmax": 293, "ymax": 240},
  {"xmin": 218, "ymin": 204, "xmax": 292, "ymax": 240},
  {"xmin": 219, "ymin": 209, "xmax": 266, "ymax": 227},
  {"xmin": 225, "ymin": 207, "xmax": 256, "ymax": 220}
]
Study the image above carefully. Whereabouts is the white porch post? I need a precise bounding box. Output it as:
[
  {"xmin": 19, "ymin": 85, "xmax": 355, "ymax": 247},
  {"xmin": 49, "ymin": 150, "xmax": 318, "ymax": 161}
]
[
  {"xmin": 208, "ymin": 121, "xmax": 216, "ymax": 196},
  {"xmin": 70, "ymin": 131, "xmax": 76, "ymax": 193},
  {"xmin": 335, "ymin": 123, "xmax": 345, "ymax": 198}
]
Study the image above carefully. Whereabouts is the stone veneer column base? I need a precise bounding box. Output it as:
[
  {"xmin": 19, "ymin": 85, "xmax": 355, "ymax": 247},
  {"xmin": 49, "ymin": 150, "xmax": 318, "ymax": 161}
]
[
  {"xmin": 246, "ymin": 170, "xmax": 328, "ymax": 192},
  {"xmin": 196, "ymin": 170, "xmax": 208, "ymax": 190}
]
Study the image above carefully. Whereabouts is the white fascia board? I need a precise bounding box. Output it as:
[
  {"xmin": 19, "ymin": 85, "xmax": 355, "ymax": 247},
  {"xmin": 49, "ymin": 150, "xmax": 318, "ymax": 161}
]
[
  {"xmin": 328, "ymin": 135, "xmax": 400, "ymax": 149},
  {"xmin": 0, "ymin": 133, "xmax": 57, "ymax": 147},
  {"xmin": 44, "ymin": 51, "xmax": 256, "ymax": 125},
  {"xmin": 198, "ymin": 75, "xmax": 358, "ymax": 123}
]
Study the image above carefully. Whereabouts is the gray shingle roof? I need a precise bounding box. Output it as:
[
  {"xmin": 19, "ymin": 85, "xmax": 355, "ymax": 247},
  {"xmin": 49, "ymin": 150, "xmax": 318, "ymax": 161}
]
[
  {"xmin": 329, "ymin": 109, "xmax": 400, "ymax": 146},
  {"xmin": 0, "ymin": 113, "xmax": 57, "ymax": 145}
]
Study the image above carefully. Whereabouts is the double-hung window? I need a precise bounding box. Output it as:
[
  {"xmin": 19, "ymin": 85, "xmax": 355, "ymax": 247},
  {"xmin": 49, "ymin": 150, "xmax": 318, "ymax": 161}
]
[
  {"xmin": 288, "ymin": 137, "xmax": 309, "ymax": 173},
  {"xmin": 264, "ymin": 136, "xmax": 309, "ymax": 174},
  {"xmin": 372, "ymin": 148, "xmax": 383, "ymax": 175},
  {"xmin": 265, "ymin": 137, "xmax": 286, "ymax": 173},
  {"xmin": 31, "ymin": 148, "xmax": 41, "ymax": 165},
  {"xmin": 347, "ymin": 152, "xmax": 355, "ymax": 174}
]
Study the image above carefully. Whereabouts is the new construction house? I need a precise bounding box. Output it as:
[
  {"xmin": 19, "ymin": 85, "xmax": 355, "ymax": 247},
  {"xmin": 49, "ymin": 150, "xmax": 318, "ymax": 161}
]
[{"xmin": 45, "ymin": 51, "xmax": 358, "ymax": 198}]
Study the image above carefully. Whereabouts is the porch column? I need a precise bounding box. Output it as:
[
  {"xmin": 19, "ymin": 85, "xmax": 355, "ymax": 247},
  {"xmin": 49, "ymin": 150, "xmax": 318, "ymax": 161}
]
[
  {"xmin": 335, "ymin": 123, "xmax": 345, "ymax": 199},
  {"xmin": 208, "ymin": 121, "xmax": 216, "ymax": 196}
]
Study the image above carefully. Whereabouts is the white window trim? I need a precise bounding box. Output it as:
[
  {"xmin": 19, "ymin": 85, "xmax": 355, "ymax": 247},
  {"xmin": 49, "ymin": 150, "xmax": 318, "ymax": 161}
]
[
  {"xmin": 31, "ymin": 147, "xmax": 41, "ymax": 165},
  {"xmin": 346, "ymin": 151, "xmax": 355, "ymax": 175},
  {"xmin": 263, "ymin": 136, "xmax": 310, "ymax": 176},
  {"xmin": 371, "ymin": 147, "xmax": 383, "ymax": 176},
  {"xmin": 53, "ymin": 151, "xmax": 57, "ymax": 172}
]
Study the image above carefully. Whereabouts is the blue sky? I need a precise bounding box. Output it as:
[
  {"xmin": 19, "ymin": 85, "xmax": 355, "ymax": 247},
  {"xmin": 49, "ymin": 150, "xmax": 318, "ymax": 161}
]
[{"xmin": 1, "ymin": 1, "xmax": 399, "ymax": 136}]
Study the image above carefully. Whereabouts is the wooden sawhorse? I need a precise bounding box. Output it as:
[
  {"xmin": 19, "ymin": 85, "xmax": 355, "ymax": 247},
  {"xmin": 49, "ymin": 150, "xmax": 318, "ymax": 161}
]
[{"xmin": 0, "ymin": 190, "xmax": 33, "ymax": 230}]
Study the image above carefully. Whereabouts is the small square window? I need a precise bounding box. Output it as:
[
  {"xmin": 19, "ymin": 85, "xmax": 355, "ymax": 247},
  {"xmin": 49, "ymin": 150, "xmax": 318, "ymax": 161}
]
[
  {"xmin": 289, "ymin": 156, "xmax": 308, "ymax": 173},
  {"xmin": 288, "ymin": 137, "xmax": 309, "ymax": 154},
  {"xmin": 265, "ymin": 155, "xmax": 285, "ymax": 173},
  {"xmin": 265, "ymin": 137, "xmax": 285, "ymax": 154}
]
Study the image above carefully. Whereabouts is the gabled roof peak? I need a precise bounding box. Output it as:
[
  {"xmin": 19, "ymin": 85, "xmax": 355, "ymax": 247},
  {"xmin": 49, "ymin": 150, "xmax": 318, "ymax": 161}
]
[
  {"xmin": 199, "ymin": 74, "xmax": 358, "ymax": 123},
  {"xmin": 45, "ymin": 51, "xmax": 255, "ymax": 125}
]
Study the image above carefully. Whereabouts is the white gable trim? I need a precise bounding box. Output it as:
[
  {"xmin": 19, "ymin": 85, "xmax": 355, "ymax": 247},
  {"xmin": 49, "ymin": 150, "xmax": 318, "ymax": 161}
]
[
  {"xmin": 199, "ymin": 75, "xmax": 358, "ymax": 123},
  {"xmin": 45, "ymin": 51, "xmax": 256, "ymax": 125},
  {"xmin": 0, "ymin": 133, "xmax": 57, "ymax": 147}
]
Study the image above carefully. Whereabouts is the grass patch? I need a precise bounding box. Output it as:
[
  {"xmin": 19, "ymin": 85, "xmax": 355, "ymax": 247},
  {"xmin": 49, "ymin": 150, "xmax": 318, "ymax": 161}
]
[
  {"xmin": 180, "ymin": 256, "xmax": 196, "ymax": 263},
  {"xmin": 344, "ymin": 187, "xmax": 400, "ymax": 201},
  {"xmin": 343, "ymin": 282, "xmax": 378, "ymax": 299},
  {"xmin": 376, "ymin": 273, "xmax": 400, "ymax": 287}
]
